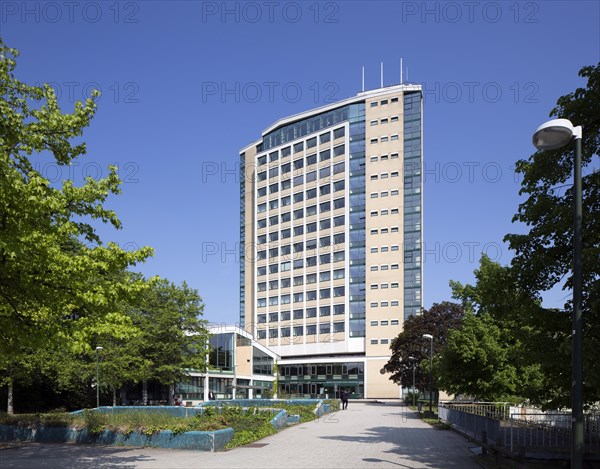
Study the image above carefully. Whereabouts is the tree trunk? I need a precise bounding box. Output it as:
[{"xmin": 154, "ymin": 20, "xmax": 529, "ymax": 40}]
[
  {"xmin": 120, "ymin": 387, "xmax": 127, "ymax": 406},
  {"xmin": 168, "ymin": 383, "xmax": 174, "ymax": 405},
  {"xmin": 112, "ymin": 387, "xmax": 117, "ymax": 407},
  {"xmin": 7, "ymin": 379, "xmax": 14, "ymax": 415},
  {"xmin": 142, "ymin": 380, "xmax": 148, "ymax": 405}
]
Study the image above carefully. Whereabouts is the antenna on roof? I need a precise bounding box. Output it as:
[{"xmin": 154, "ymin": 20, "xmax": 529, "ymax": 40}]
[
  {"xmin": 362, "ymin": 66, "xmax": 365, "ymax": 92},
  {"xmin": 400, "ymin": 58, "xmax": 403, "ymax": 85},
  {"xmin": 380, "ymin": 61, "xmax": 384, "ymax": 88}
]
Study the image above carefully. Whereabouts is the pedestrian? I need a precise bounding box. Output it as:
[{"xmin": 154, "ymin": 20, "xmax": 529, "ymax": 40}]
[
  {"xmin": 208, "ymin": 391, "xmax": 216, "ymax": 401},
  {"xmin": 341, "ymin": 390, "xmax": 349, "ymax": 410}
]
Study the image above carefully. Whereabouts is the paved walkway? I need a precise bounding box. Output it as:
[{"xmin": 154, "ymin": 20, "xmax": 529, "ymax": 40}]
[{"xmin": 0, "ymin": 402, "xmax": 481, "ymax": 468}]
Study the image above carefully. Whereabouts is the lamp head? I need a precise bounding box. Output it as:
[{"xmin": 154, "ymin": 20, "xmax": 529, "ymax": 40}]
[
  {"xmin": 532, "ymin": 118, "xmax": 580, "ymax": 150},
  {"xmin": 96, "ymin": 346, "xmax": 103, "ymax": 351},
  {"xmin": 422, "ymin": 334, "xmax": 433, "ymax": 340}
]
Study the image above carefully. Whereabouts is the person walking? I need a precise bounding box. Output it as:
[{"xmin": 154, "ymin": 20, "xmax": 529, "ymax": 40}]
[{"xmin": 340, "ymin": 390, "xmax": 349, "ymax": 410}]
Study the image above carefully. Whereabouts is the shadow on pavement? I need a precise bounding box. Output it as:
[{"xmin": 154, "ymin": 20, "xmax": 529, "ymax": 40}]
[{"xmin": 0, "ymin": 443, "xmax": 155, "ymax": 469}]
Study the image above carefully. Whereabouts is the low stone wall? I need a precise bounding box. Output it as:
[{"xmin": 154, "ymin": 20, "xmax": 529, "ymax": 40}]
[
  {"xmin": 0, "ymin": 424, "xmax": 233, "ymax": 451},
  {"xmin": 70, "ymin": 406, "xmax": 204, "ymax": 418}
]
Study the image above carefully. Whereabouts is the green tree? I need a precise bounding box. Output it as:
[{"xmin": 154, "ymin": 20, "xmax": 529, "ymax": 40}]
[
  {"xmin": 0, "ymin": 40, "xmax": 153, "ymax": 412},
  {"xmin": 131, "ymin": 279, "xmax": 209, "ymax": 405},
  {"xmin": 504, "ymin": 62, "xmax": 600, "ymax": 406},
  {"xmin": 385, "ymin": 302, "xmax": 464, "ymax": 394},
  {"xmin": 440, "ymin": 256, "xmax": 560, "ymax": 405}
]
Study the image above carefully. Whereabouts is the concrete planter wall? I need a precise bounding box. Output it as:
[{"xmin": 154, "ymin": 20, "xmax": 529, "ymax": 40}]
[{"xmin": 0, "ymin": 424, "xmax": 233, "ymax": 451}]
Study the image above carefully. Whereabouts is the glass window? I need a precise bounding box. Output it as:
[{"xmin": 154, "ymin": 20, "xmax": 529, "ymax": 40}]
[
  {"xmin": 258, "ymin": 203, "xmax": 267, "ymax": 213},
  {"xmin": 258, "ymin": 171, "xmax": 267, "ymax": 182},
  {"xmin": 333, "ymin": 322, "xmax": 345, "ymax": 333},
  {"xmin": 306, "ymin": 256, "xmax": 317, "ymax": 267},
  {"xmin": 319, "ymin": 323, "xmax": 330, "ymax": 334},
  {"xmin": 257, "ymin": 266, "xmax": 266, "ymax": 276},
  {"xmin": 320, "ymin": 218, "xmax": 331, "ymax": 230},
  {"xmin": 320, "ymin": 201, "xmax": 331, "ymax": 213},
  {"xmin": 307, "ymin": 222, "xmax": 317, "ymax": 233},
  {"xmin": 306, "ymin": 204, "xmax": 317, "ymax": 216},
  {"xmin": 294, "ymin": 225, "xmax": 304, "ymax": 236},
  {"xmin": 306, "ymin": 273, "xmax": 317, "ymax": 284},
  {"xmin": 294, "ymin": 293, "xmax": 304, "ymax": 303},
  {"xmin": 333, "ymin": 215, "xmax": 345, "ymax": 226},
  {"xmin": 306, "ymin": 324, "xmax": 317, "ymax": 335},
  {"xmin": 307, "ymin": 137, "xmax": 317, "ymax": 149},
  {"xmin": 333, "ymin": 304, "xmax": 344, "ymax": 315},
  {"xmin": 293, "ymin": 325, "xmax": 304, "ymax": 336},
  {"xmin": 320, "ymin": 166, "xmax": 331, "ymax": 179},
  {"xmin": 306, "ymin": 170, "xmax": 317, "ymax": 183},
  {"xmin": 258, "ymin": 313, "xmax": 266, "ymax": 323},
  {"xmin": 319, "ymin": 149, "xmax": 331, "ymax": 161},
  {"xmin": 281, "ymin": 179, "xmax": 291, "ymax": 190},
  {"xmin": 257, "ymin": 298, "xmax": 266, "ymax": 308},
  {"xmin": 282, "ymin": 195, "xmax": 291, "ymax": 206},
  {"xmin": 280, "ymin": 212, "xmax": 290, "ymax": 223},
  {"xmin": 320, "ymin": 305, "xmax": 331, "ymax": 316},
  {"xmin": 320, "ymin": 271, "xmax": 331, "ymax": 282},
  {"xmin": 281, "ymin": 277, "xmax": 291, "ymax": 288},
  {"xmin": 282, "ymin": 228, "xmax": 291, "ymax": 239},
  {"xmin": 334, "ymin": 180, "xmax": 345, "ymax": 191},
  {"xmin": 333, "ymin": 268, "xmax": 344, "ymax": 279},
  {"xmin": 306, "ymin": 153, "xmax": 317, "ymax": 166},
  {"xmin": 319, "ymin": 132, "xmax": 331, "ymax": 144},
  {"xmin": 258, "ymin": 282, "xmax": 266, "ymax": 292},
  {"xmin": 333, "ymin": 286, "xmax": 345, "ymax": 297},
  {"xmin": 306, "ymin": 290, "xmax": 317, "ymax": 301},
  {"xmin": 333, "ymin": 145, "xmax": 345, "ymax": 157},
  {"xmin": 258, "ymin": 187, "xmax": 267, "ymax": 197},
  {"xmin": 293, "ymin": 158, "xmax": 304, "ymax": 170},
  {"xmin": 333, "ymin": 251, "xmax": 345, "ymax": 262},
  {"xmin": 333, "ymin": 127, "xmax": 345, "ymax": 139},
  {"xmin": 320, "ymin": 184, "xmax": 331, "ymax": 196},
  {"xmin": 258, "ymin": 218, "xmax": 267, "ymax": 229},
  {"xmin": 293, "ymin": 142, "xmax": 304, "ymax": 153},
  {"xmin": 319, "ymin": 288, "xmax": 330, "ymax": 299},
  {"xmin": 306, "ymin": 188, "xmax": 317, "ymax": 199},
  {"xmin": 306, "ymin": 307, "xmax": 317, "ymax": 318},
  {"xmin": 293, "ymin": 208, "xmax": 304, "ymax": 220},
  {"xmin": 333, "ymin": 198, "xmax": 345, "ymax": 210}
]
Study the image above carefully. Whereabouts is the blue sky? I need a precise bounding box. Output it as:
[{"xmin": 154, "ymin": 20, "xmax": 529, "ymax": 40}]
[{"xmin": 2, "ymin": 1, "xmax": 599, "ymax": 325}]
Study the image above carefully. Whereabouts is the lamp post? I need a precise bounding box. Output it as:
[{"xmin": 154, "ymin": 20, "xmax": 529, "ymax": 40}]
[
  {"xmin": 408, "ymin": 356, "xmax": 417, "ymax": 406},
  {"xmin": 422, "ymin": 334, "xmax": 433, "ymax": 415},
  {"xmin": 95, "ymin": 346, "xmax": 103, "ymax": 408},
  {"xmin": 532, "ymin": 118, "xmax": 583, "ymax": 468}
]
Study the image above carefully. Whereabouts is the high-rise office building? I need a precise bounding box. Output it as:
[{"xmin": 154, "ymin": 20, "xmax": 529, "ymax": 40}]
[{"xmin": 240, "ymin": 84, "xmax": 423, "ymax": 398}]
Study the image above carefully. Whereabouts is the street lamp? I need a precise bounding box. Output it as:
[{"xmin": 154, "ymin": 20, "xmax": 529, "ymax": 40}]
[
  {"xmin": 532, "ymin": 118, "xmax": 583, "ymax": 468},
  {"xmin": 422, "ymin": 334, "xmax": 433, "ymax": 415},
  {"xmin": 408, "ymin": 356, "xmax": 417, "ymax": 407},
  {"xmin": 95, "ymin": 346, "xmax": 103, "ymax": 408}
]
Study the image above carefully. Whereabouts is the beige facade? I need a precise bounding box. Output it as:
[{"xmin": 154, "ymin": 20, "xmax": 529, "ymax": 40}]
[{"xmin": 240, "ymin": 84, "xmax": 423, "ymax": 399}]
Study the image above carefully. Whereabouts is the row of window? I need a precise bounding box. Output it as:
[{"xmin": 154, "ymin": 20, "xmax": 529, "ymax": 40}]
[
  {"xmin": 370, "ymin": 282, "xmax": 400, "ymax": 289},
  {"xmin": 370, "ymin": 189, "xmax": 400, "ymax": 198},
  {"xmin": 370, "ymin": 245, "xmax": 401, "ymax": 253},
  {"xmin": 257, "ymin": 251, "xmax": 345, "ymax": 276},
  {"xmin": 257, "ymin": 269, "xmax": 345, "ymax": 291},
  {"xmin": 370, "ymin": 208, "xmax": 400, "ymax": 217},
  {"xmin": 256, "ymin": 162, "xmax": 345, "ymax": 195},
  {"xmin": 369, "ymin": 226, "xmax": 400, "ymax": 235},
  {"xmin": 370, "ymin": 319, "xmax": 399, "ymax": 326},
  {"xmin": 257, "ymin": 144, "xmax": 345, "ymax": 179},
  {"xmin": 370, "ymin": 171, "xmax": 401, "ymax": 180},
  {"xmin": 370, "ymin": 338, "xmax": 393, "ymax": 345},
  {"xmin": 257, "ymin": 200, "xmax": 345, "ymax": 228},
  {"xmin": 257, "ymin": 127, "xmax": 346, "ymax": 165},
  {"xmin": 370, "ymin": 264, "xmax": 400, "ymax": 271},
  {"xmin": 370, "ymin": 134, "xmax": 399, "ymax": 144},
  {"xmin": 370, "ymin": 115, "xmax": 400, "ymax": 126},
  {"xmin": 370, "ymin": 300, "xmax": 400, "ymax": 308},
  {"xmin": 257, "ymin": 286, "xmax": 346, "ymax": 307},
  {"xmin": 370, "ymin": 96, "xmax": 400, "ymax": 107},
  {"xmin": 257, "ymin": 217, "xmax": 345, "ymax": 245},
  {"xmin": 369, "ymin": 152, "xmax": 399, "ymax": 162},
  {"xmin": 257, "ymin": 179, "xmax": 345, "ymax": 201},
  {"xmin": 257, "ymin": 321, "xmax": 345, "ymax": 339},
  {"xmin": 257, "ymin": 233, "xmax": 345, "ymax": 258},
  {"xmin": 258, "ymin": 304, "xmax": 345, "ymax": 322}
]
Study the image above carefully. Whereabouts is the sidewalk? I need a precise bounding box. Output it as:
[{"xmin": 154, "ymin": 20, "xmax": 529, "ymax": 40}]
[{"xmin": 0, "ymin": 402, "xmax": 481, "ymax": 468}]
